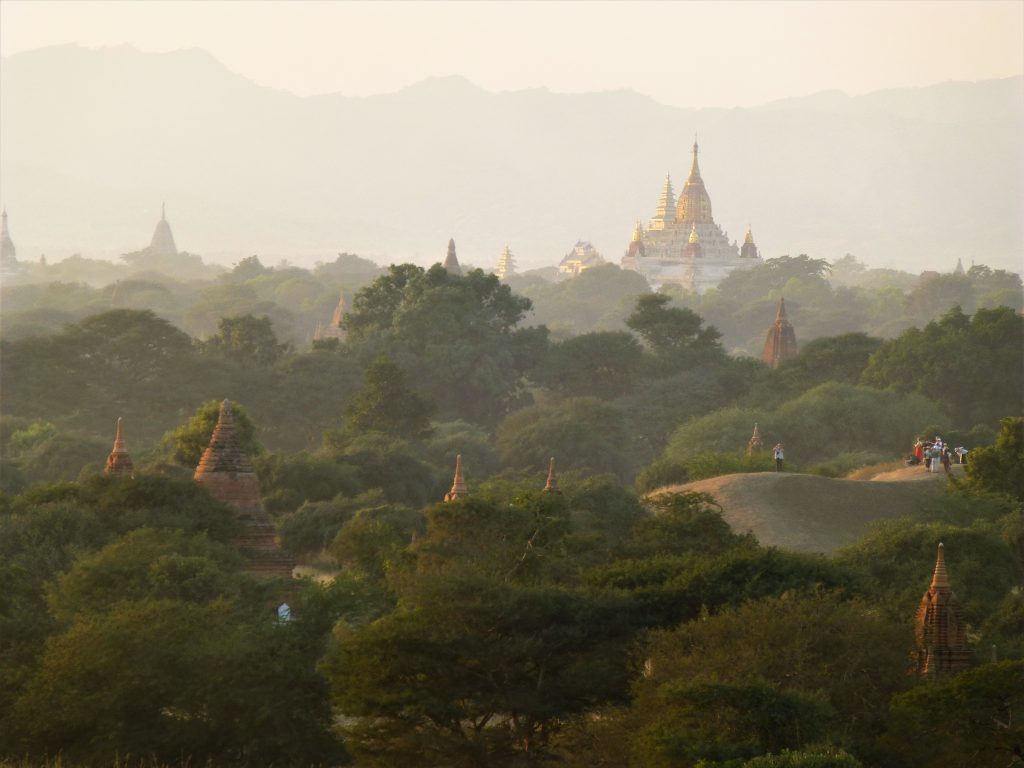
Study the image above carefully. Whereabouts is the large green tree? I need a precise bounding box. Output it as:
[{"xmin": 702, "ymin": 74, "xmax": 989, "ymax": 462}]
[{"xmin": 343, "ymin": 355, "xmax": 435, "ymax": 438}]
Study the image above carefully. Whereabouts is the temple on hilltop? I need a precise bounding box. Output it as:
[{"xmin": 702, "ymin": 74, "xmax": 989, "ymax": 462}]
[
  {"xmin": 762, "ymin": 298, "xmax": 798, "ymax": 368},
  {"xmin": 443, "ymin": 238, "xmax": 462, "ymax": 275},
  {"xmin": 1, "ymin": 207, "xmax": 19, "ymax": 277},
  {"xmin": 194, "ymin": 400, "xmax": 295, "ymax": 580},
  {"xmin": 559, "ymin": 241, "xmax": 605, "ymax": 277},
  {"xmin": 104, "ymin": 418, "xmax": 134, "ymax": 478},
  {"xmin": 495, "ymin": 244, "xmax": 517, "ymax": 280},
  {"xmin": 313, "ymin": 289, "xmax": 347, "ymax": 342},
  {"xmin": 146, "ymin": 203, "xmax": 178, "ymax": 257},
  {"xmin": 621, "ymin": 141, "xmax": 761, "ymax": 291},
  {"xmin": 915, "ymin": 543, "xmax": 971, "ymax": 677}
]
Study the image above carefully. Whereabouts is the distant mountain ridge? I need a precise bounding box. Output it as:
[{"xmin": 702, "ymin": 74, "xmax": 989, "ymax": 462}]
[{"xmin": 1, "ymin": 44, "xmax": 1021, "ymax": 273}]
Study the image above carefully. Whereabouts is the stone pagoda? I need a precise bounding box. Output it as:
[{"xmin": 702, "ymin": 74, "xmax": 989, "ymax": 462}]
[
  {"xmin": 762, "ymin": 298, "xmax": 798, "ymax": 368},
  {"xmin": 194, "ymin": 400, "xmax": 294, "ymax": 579},
  {"xmin": 495, "ymin": 244, "xmax": 517, "ymax": 280},
  {"xmin": 313, "ymin": 289, "xmax": 347, "ymax": 342},
  {"xmin": 915, "ymin": 543, "xmax": 971, "ymax": 677},
  {"xmin": 103, "ymin": 417, "xmax": 134, "ymax": 477},
  {"xmin": 443, "ymin": 238, "xmax": 462, "ymax": 275},
  {"xmin": 444, "ymin": 454, "xmax": 468, "ymax": 502},
  {"xmin": 621, "ymin": 141, "xmax": 761, "ymax": 292},
  {"xmin": 544, "ymin": 457, "xmax": 560, "ymax": 493},
  {"xmin": 746, "ymin": 423, "xmax": 763, "ymax": 456}
]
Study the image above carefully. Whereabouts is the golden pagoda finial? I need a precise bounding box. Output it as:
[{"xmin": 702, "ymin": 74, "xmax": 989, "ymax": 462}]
[
  {"xmin": 631, "ymin": 221, "xmax": 643, "ymax": 242},
  {"xmin": 744, "ymin": 225, "xmax": 754, "ymax": 245},
  {"xmin": 930, "ymin": 542, "xmax": 950, "ymax": 590},
  {"xmin": 544, "ymin": 457, "xmax": 560, "ymax": 493},
  {"xmin": 689, "ymin": 136, "xmax": 701, "ymax": 180},
  {"xmin": 444, "ymin": 454, "xmax": 468, "ymax": 502},
  {"xmin": 688, "ymin": 222, "xmax": 699, "ymax": 244}
]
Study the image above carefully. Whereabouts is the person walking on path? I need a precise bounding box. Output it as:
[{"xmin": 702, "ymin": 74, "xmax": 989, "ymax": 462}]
[
  {"xmin": 773, "ymin": 442, "xmax": 784, "ymax": 472},
  {"xmin": 941, "ymin": 447, "xmax": 952, "ymax": 474}
]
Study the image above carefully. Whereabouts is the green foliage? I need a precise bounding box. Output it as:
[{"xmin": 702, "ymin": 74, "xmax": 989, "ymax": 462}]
[
  {"xmin": 862, "ymin": 306, "xmax": 1024, "ymax": 427},
  {"xmin": 884, "ymin": 660, "xmax": 1024, "ymax": 768},
  {"xmin": 331, "ymin": 501, "xmax": 422, "ymax": 579},
  {"xmin": 343, "ymin": 354, "xmax": 434, "ymax": 438},
  {"xmin": 325, "ymin": 431, "xmax": 443, "ymax": 508},
  {"xmin": 803, "ymin": 450, "xmax": 891, "ymax": 478},
  {"xmin": 534, "ymin": 330, "xmax": 644, "ymax": 399},
  {"xmin": 979, "ymin": 590, "xmax": 1024, "ymax": 661},
  {"xmin": 834, "ymin": 519, "xmax": 1021, "ymax": 623},
  {"xmin": 344, "ymin": 264, "xmax": 543, "ymax": 423},
  {"xmin": 162, "ymin": 398, "xmax": 262, "ymax": 467},
  {"xmin": 496, "ymin": 397, "xmax": 637, "ymax": 482},
  {"xmin": 626, "ymin": 292, "xmax": 723, "ymax": 365},
  {"xmin": 744, "ymin": 747, "xmax": 864, "ymax": 768},
  {"xmin": 667, "ymin": 383, "xmax": 948, "ymax": 465},
  {"xmin": 255, "ymin": 450, "xmax": 361, "ymax": 518},
  {"xmin": 636, "ymin": 678, "xmax": 835, "ymax": 766},
  {"xmin": 635, "ymin": 457, "xmax": 690, "ymax": 493},
  {"xmin": 965, "ymin": 416, "xmax": 1024, "ymax": 501},
  {"xmin": 683, "ymin": 451, "xmax": 778, "ymax": 480},
  {"xmin": 200, "ymin": 313, "xmax": 287, "ymax": 365}
]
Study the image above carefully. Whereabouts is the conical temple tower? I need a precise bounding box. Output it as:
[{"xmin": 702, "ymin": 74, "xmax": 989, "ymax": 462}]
[
  {"xmin": 443, "ymin": 238, "xmax": 462, "ymax": 275},
  {"xmin": 649, "ymin": 174, "xmax": 676, "ymax": 231},
  {"xmin": 148, "ymin": 203, "xmax": 178, "ymax": 257},
  {"xmin": 313, "ymin": 289, "xmax": 347, "ymax": 341},
  {"xmin": 740, "ymin": 226, "xmax": 759, "ymax": 259},
  {"xmin": 543, "ymin": 457, "xmax": 561, "ymax": 493},
  {"xmin": 676, "ymin": 141, "xmax": 713, "ymax": 225},
  {"xmin": 103, "ymin": 417, "xmax": 134, "ymax": 477},
  {"xmin": 194, "ymin": 400, "xmax": 294, "ymax": 579},
  {"xmin": 444, "ymin": 454, "xmax": 468, "ymax": 502},
  {"xmin": 746, "ymin": 423, "xmax": 763, "ymax": 456},
  {"xmin": 762, "ymin": 297, "xmax": 798, "ymax": 368},
  {"xmin": 915, "ymin": 543, "xmax": 971, "ymax": 677}
]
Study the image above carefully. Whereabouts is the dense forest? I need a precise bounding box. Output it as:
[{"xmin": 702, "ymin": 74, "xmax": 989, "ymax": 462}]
[{"xmin": 1, "ymin": 251, "xmax": 1022, "ymax": 767}]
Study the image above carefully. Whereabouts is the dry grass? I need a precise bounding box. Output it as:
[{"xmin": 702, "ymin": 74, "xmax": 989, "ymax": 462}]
[{"xmin": 844, "ymin": 459, "xmax": 907, "ymax": 480}]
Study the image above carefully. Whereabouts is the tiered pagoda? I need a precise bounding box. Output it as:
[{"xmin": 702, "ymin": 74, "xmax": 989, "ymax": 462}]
[
  {"xmin": 559, "ymin": 241, "xmax": 605, "ymax": 277},
  {"xmin": 915, "ymin": 543, "xmax": 971, "ymax": 677},
  {"xmin": 103, "ymin": 417, "xmax": 134, "ymax": 477},
  {"xmin": 621, "ymin": 141, "xmax": 761, "ymax": 291},
  {"xmin": 761, "ymin": 298, "xmax": 798, "ymax": 368},
  {"xmin": 443, "ymin": 238, "xmax": 462, "ymax": 275},
  {"xmin": 495, "ymin": 244, "xmax": 517, "ymax": 280},
  {"xmin": 194, "ymin": 400, "xmax": 295, "ymax": 579}
]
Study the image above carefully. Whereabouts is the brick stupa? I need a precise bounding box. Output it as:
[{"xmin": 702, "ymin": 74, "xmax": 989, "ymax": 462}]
[
  {"xmin": 746, "ymin": 423, "xmax": 763, "ymax": 456},
  {"xmin": 915, "ymin": 543, "xmax": 971, "ymax": 677},
  {"xmin": 103, "ymin": 417, "xmax": 134, "ymax": 477},
  {"xmin": 762, "ymin": 297, "xmax": 798, "ymax": 368},
  {"xmin": 194, "ymin": 400, "xmax": 294, "ymax": 579},
  {"xmin": 443, "ymin": 238, "xmax": 462, "ymax": 276}
]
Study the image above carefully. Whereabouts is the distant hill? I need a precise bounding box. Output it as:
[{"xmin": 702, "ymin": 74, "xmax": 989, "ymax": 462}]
[
  {"xmin": 1, "ymin": 44, "xmax": 1021, "ymax": 273},
  {"xmin": 659, "ymin": 467, "xmax": 956, "ymax": 553}
]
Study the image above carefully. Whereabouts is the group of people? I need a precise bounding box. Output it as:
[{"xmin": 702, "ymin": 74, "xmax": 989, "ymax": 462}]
[{"xmin": 910, "ymin": 437, "xmax": 967, "ymax": 474}]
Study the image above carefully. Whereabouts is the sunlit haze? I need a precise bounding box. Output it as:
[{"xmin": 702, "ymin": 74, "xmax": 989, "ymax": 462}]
[{"xmin": 3, "ymin": 0, "xmax": 1022, "ymax": 107}]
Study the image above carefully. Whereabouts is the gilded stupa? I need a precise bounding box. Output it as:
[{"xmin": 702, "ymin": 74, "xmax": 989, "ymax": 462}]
[{"xmin": 621, "ymin": 141, "xmax": 760, "ymax": 291}]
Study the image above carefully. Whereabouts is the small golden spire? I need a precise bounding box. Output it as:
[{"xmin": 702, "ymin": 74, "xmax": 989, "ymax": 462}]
[
  {"xmin": 544, "ymin": 457, "xmax": 560, "ymax": 493},
  {"xmin": 631, "ymin": 221, "xmax": 643, "ymax": 242},
  {"xmin": 930, "ymin": 542, "xmax": 950, "ymax": 590},
  {"xmin": 744, "ymin": 225, "xmax": 754, "ymax": 245},
  {"xmin": 445, "ymin": 454, "xmax": 468, "ymax": 502},
  {"xmin": 688, "ymin": 223, "xmax": 700, "ymax": 244}
]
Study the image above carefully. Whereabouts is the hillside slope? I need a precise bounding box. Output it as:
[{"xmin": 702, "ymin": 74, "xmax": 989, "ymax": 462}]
[{"xmin": 657, "ymin": 467, "xmax": 958, "ymax": 554}]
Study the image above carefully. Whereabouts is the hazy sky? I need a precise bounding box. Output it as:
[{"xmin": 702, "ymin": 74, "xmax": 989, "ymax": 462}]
[{"xmin": 2, "ymin": 0, "xmax": 1021, "ymax": 107}]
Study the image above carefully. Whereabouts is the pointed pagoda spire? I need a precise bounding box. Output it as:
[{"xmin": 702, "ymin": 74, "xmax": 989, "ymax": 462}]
[
  {"xmin": 544, "ymin": 457, "xmax": 560, "ymax": 493},
  {"xmin": 688, "ymin": 223, "xmax": 700, "ymax": 244},
  {"xmin": 148, "ymin": 202, "xmax": 177, "ymax": 257},
  {"xmin": 746, "ymin": 422, "xmax": 763, "ymax": 456},
  {"xmin": 444, "ymin": 454, "xmax": 468, "ymax": 502},
  {"xmin": 688, "ymin": 138, "xmax": 702, "ymax": 181},
  {"xmin": 650, "ymin": 173, "xmax": 676, "ymax": 229},
  {"xmin": 0, "ymin": 205, "xmax": 16, "ymax": 266},
  {"xmin": 915, "ymin": 542, "xmax": 971, "ymax": 676},
  {"xmin": 954, "ymin": 258, "xmax": 965, "ymax": 275},
  {"xmin": 762, "ymin": 297, "xmax": 798, "ymax": 368},
  {"xmin": 443, "ymin": 238, "xmax": 462, "ymax": 275},
  {"xmin": 740, "ymin": 224, "xmax": 759, "ymax": 259},
  {"xmin": 103, "ymin": 417, "xmax": 134, "ymax": 477},
  {"xmin": 330, "ymin": 289, "xmax": 346, "ymax": 328},
  {"xmin": 161, "ymin": 202, "xmax": 166, "ymax": 221},
  {"xmin": 495, "ymin": 244, "xmax": 516, "ymax": 279},
  {"xmin": 631, "ymin": 221, "xmax": 644, "ymax": 242},
  {"xmin": 930, "ymin": 542, "xmax": 950, "ymax": 590}
]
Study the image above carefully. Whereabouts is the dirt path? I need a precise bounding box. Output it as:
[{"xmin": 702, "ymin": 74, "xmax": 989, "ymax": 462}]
[{"xmin": 655, "ymin": 469, "xmax": 954, "ymax": 554}]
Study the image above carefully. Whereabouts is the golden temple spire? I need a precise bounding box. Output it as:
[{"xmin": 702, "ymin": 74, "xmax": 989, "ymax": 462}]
[
  {"xmin": 688, "ymin": 138, "xmax": 702, "ymax": 181},
  {"xmin": 688, "ymin": 223, "xmax": 700, "ymax": 244},
  {"xmin": 444, "ymin": 454, "xmax": 468, "ymax": 502},
  {"xmin": 631, "ymin": 221, "xmax": 643, "ymax": 242},
  {"xmin": 744, "ymin": 225, "xmax": 754, "ymax": 245},
  {"xmin": 544, "ymin": 457, "xmax": 560, "ymax": 492},
  {"xmin": 930, "ymin": 542, "xmax": 950, "ymax": 590}
]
